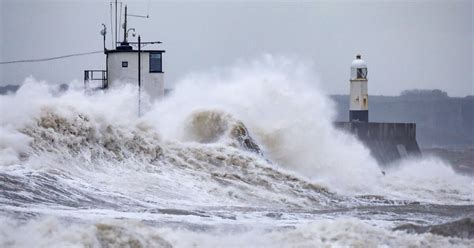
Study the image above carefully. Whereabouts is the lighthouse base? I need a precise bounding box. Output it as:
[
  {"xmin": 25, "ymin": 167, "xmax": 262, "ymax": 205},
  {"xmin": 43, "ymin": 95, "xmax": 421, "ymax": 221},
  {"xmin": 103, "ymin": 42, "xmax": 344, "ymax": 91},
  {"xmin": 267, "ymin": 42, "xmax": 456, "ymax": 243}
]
[
  {"xmin": 349, "ymin": 110, "xmax": 368, "ymax": 122},
  {"xmin": 334, "ymin": 122, "xmax": 421, "ymax": 166}
]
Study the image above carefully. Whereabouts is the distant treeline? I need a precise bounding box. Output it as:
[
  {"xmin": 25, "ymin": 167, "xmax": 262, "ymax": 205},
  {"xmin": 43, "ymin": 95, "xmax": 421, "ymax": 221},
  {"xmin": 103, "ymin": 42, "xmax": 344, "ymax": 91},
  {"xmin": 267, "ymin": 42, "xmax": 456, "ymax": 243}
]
[
  {"xmin": 0, "ymin": 85, "xmax": 20, "ymax": 94},
  {"xmin": 332, "ymin": 90, "xmax": 474, "ymax": 148}
]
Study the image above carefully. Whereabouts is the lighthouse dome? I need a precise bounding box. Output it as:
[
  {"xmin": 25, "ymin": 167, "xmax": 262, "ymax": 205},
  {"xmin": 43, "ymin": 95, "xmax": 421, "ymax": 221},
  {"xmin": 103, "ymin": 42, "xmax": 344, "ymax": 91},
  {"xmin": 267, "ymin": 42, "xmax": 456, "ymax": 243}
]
[
  {"xmin": 350, "ymin": 54, "xmax": 368, "ymax": 79},
  {"xmin": 351, "ymin": 54, "xmax": 367, "ymax": 69}
]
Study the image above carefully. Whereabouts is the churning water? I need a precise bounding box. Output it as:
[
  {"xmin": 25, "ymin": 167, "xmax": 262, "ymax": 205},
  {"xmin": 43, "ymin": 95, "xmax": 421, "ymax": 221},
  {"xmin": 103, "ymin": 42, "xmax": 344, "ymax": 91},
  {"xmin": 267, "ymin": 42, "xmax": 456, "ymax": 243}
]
[{"xmin": 0, "ymin": 57, "xmax": 473, "ymax": 247}]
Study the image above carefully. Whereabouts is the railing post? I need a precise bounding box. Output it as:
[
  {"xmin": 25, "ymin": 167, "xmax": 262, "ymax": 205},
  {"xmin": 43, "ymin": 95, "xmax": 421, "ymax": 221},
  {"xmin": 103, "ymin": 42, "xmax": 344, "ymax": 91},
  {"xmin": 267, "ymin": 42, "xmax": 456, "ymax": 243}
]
[
  {"xmin": 84, "ymin": 71, "xmax": 89, "ymax": 89},
  {"xmin": 102, "ymin": 70, "xmax": 106, "ymax": 89}
]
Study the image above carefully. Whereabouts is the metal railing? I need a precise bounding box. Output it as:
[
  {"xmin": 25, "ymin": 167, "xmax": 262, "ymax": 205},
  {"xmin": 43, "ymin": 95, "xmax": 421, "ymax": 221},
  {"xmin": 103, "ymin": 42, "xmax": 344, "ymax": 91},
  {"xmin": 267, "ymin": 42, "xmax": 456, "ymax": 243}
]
[{"xmin": 84, "ymin": 70, "xmax": 107, "ymax": 89}]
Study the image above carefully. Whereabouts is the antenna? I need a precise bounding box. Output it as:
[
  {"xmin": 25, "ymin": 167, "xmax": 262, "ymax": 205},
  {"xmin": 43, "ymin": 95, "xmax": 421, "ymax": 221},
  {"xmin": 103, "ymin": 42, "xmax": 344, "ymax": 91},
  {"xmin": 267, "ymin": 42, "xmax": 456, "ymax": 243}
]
[
  {"xmin": 115, "ymin": 0, "xmax": 118, "ymax": 48},
  {"xmin": 109, "ymin": 3, "xmax": 114, "ymax": 47},
  {"xmin": 123, "ymin": 5, "xmax": 128, "ymax": 43},
  {"xmin": 113, "ymin": 2, "xmax": 155, "ymax": 47},
  {"xmin": 118, "ymin": 2, "xmax": 123, "ymax": 42},
  {"xmin": 146, "ymin": 0, "xmax": 151, "ymax": 18},
  {"xmin": 128, "ymin": 14, "xmax": 149, "ymax": 18},
  {"xmin": 128, "ymin": 0, "xmax": 152, "ymax": 19},
  {"xmin": 109, "ymin": 1, "xmax": 122, "ymax": 48}
]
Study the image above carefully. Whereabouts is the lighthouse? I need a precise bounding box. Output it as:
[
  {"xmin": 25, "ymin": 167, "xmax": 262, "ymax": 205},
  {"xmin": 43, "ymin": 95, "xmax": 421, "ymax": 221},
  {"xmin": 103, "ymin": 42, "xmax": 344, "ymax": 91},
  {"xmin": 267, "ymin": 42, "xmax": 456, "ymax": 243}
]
[
  {"xmin": 336, "ymin": 54, "xmax": 421, "ymax": 165},
  {"xmin": 349, "ymin": 54, "xmax": 368, "ymax": 122}
]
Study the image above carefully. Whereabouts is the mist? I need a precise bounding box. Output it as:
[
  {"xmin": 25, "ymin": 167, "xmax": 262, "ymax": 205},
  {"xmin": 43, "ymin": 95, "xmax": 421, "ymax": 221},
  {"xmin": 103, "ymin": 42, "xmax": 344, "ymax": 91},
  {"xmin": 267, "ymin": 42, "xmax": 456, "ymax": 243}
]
[{"xmin": 1, "ymin": 0, "xmax": 472, "ymax": 96}]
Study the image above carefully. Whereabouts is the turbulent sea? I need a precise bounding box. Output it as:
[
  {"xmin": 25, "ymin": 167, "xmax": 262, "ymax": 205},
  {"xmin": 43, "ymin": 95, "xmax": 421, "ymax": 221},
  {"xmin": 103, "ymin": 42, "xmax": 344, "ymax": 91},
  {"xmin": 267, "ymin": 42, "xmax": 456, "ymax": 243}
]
[{"xmin": 0, "ymin": 58, "xmax": 473, "ymax": 247}]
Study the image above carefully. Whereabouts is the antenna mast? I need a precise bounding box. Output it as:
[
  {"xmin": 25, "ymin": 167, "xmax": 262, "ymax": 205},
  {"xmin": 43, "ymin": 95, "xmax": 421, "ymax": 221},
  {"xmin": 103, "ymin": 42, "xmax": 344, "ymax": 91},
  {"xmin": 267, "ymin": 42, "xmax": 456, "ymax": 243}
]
[
  {"xmin": 115, "ymin": 0, "xmax": 118, "ymax": 48},
  {"xmin": 123, "ymin": 5, "xmax": 128, "ymax": 43}
]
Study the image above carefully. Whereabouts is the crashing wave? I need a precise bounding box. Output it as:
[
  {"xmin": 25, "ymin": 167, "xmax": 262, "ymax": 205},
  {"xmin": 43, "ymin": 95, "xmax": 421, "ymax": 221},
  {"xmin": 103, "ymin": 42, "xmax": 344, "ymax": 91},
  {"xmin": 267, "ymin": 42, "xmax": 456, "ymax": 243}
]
[
  {"xmin": 1, "ymin": 60, "xmax": 474, "ymax": 247},
  {"xmin": 21, "ymin": 107, "xmax": 163, "ymax": 163},
  {"xmin": 3, "ymin": 106, "xmax": 350, "ymax": 210},
  {"xmin": 183, "ymin": 110, "xmax": 263, "ymax": 155}
]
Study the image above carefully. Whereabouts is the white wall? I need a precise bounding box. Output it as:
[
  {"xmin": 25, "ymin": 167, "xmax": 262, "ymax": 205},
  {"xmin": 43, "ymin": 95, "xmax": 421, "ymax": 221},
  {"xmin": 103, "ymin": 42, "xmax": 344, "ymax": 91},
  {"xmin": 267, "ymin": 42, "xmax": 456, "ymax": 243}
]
[
  {"xmin": 107, "ymin": 52, "xmax": 164, "ymax": 101},
  {"xmin": 349, "ymin": 79, "xmax": 368, "ymax": 111}
]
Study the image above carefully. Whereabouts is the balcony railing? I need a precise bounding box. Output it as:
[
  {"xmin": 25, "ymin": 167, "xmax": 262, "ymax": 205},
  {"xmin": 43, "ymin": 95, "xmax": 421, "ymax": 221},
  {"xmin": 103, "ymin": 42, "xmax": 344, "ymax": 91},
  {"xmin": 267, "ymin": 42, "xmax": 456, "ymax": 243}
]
[{"xmin": 84, "ymin": 70, "xmax": 107, "ymax": 89}]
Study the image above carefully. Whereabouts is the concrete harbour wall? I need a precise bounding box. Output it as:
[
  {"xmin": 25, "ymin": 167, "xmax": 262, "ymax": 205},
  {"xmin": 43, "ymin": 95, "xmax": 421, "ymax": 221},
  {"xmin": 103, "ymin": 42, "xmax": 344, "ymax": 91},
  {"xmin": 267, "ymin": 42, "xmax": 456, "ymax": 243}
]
[{"xmin": 334, "ymin": 122, "xmax": 421, "ymax": 165}]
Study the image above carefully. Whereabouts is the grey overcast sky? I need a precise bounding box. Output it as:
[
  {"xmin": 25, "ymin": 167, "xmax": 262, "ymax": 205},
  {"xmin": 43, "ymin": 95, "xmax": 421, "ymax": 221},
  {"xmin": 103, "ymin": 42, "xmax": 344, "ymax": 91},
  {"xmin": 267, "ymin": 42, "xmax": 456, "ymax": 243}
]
[{"xmin": 0, "ymin": 0, "xmax": 472, "ymax": 96}]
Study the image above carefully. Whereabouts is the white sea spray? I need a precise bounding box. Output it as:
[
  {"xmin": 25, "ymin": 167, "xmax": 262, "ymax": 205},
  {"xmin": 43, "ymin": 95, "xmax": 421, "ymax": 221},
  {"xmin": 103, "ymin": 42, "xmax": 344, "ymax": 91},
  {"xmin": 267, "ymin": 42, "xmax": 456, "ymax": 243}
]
[{"xmin": 0, "ymin": 57, "xmax": 472, "ymax": 247}]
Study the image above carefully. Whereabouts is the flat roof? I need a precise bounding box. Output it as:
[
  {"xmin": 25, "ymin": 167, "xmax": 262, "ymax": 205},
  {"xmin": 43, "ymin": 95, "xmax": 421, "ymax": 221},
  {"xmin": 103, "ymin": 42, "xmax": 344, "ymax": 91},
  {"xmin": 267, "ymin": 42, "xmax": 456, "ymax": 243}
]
[{"xmin": 105, "ymin": 49, "xmax": 165, "ymax": 54}]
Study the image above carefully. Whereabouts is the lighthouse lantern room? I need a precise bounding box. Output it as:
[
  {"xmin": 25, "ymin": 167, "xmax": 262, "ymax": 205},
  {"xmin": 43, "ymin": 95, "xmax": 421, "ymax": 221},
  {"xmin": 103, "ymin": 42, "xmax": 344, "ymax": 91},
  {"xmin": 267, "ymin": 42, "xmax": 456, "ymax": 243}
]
[{"xmin": 349, "ymin": 54, "xmax": 368, "ymax": 122}]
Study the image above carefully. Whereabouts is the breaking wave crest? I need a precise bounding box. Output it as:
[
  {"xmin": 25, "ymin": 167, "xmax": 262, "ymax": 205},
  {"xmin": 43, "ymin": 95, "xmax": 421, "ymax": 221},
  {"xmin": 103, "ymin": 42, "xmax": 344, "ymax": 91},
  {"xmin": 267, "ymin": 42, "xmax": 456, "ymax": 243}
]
[
  {"xmin": 0, "ymin": 57, "xmax": 473, "ymax": 246},
  {"xmin": 1, "ymin": 91, "xmax": 342, "ymax": 211},
  {"xmin": 183, "ymin": 110, "xmax": 263, "ymax": 155}
]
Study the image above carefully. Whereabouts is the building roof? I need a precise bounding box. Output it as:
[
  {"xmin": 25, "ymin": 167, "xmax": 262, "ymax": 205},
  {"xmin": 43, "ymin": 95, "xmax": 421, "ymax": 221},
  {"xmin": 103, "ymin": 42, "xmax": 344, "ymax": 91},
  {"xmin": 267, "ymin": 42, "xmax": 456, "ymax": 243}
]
[{"xmin": 105, "ymin": 49, "xmax": 166, "ymax": 54}]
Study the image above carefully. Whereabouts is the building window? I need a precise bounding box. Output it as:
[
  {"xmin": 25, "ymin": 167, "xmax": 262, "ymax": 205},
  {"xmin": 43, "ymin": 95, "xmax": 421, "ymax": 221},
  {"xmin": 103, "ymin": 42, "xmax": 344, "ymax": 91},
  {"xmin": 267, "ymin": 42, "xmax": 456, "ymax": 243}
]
[
  {"xmin": 122, "ymin": 61, "xmax": 128, "ymax": 68},
  {"xmin": 149, "ymin": 53, "xmax": 162, "ymax": 73}
]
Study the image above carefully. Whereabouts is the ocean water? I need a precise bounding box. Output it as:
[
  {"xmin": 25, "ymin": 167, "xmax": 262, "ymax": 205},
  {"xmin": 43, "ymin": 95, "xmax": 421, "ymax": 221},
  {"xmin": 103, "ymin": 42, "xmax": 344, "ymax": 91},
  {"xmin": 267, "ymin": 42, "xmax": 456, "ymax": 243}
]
[{"xmin": 0, "ymin": 57, "xmax": 473, "ymax": 247}]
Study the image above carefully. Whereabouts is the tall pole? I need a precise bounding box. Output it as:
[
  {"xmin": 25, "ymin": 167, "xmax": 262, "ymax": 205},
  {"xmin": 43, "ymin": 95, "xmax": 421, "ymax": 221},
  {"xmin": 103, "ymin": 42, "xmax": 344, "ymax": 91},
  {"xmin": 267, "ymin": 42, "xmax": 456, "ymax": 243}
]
[
  {"xmin": 115, "ymin": 0, "xmax": 117, "ymax": 48},
  {"xmin": 102, "ymin": 32, "xmax": 106, "ymax": 52},
  {"xmin": 101, "ymin": 23, "xmax": 108, "ymax": 88},
  {"xmin": 103, "ymin": 33, "xmax": 107, "ymax": 88},
  {"xmin": 123, "ymin": 5, "xmax": 128, "ymax": 43},
  {"xmin": 138, "ymin": 35, "xmax": 141, "ymax": 117}
]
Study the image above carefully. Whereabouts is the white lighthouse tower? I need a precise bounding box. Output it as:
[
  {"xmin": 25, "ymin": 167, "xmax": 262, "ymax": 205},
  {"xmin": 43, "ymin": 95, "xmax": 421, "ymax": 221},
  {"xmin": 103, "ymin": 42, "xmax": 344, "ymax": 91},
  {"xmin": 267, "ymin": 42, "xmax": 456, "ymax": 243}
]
[{"xmin": 349, "ymin": 54, "xmax": 368, "ymax": 122}]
